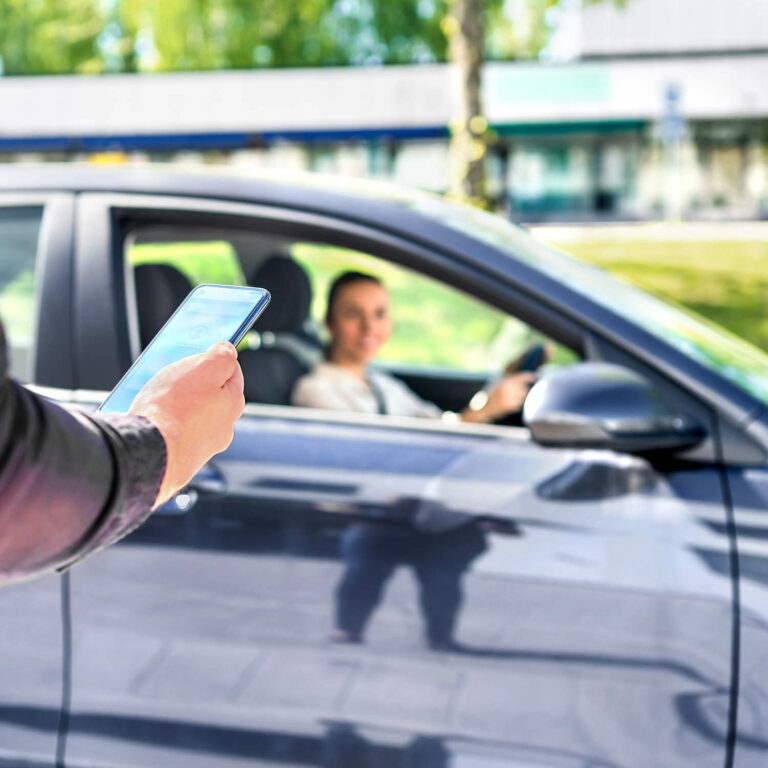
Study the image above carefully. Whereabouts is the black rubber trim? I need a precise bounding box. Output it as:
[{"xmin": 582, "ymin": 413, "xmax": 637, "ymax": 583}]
[
  {"xmin": 713, "ymin": 414, "xmax": 741, "ymax": 768},
  {"xmin": 54, "ymin": 572, "xmax": 72, "ymax": 768}
]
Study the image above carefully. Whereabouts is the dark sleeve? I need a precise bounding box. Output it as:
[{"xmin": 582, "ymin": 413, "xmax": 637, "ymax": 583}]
[{"xmin": 0, "ymin": 321, "xmax": 167, "ymax": 583}]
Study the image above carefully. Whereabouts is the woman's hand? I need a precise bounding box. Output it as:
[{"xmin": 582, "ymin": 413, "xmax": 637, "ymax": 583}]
[{"xmin": 461, "ymin": 371, "xmax": 537, "ymax": 423}]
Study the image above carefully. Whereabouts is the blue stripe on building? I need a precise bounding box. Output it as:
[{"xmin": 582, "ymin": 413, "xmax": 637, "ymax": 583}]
[{"xmin": 0, "ymin": 120, "xmax": 650, "ymax": 155}]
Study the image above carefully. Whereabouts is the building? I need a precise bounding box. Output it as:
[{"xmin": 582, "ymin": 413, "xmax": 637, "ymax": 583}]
[{"xmin": 1, "ymin": 0, "xmax": 766, "ymax": 220}]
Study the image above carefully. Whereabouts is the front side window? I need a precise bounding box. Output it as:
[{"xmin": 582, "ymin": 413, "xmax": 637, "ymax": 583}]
[
  {"xmin": 293, "ymin": 242, "xmax": 576, "ymax": 373},
  {"xmin": 0, "ymin": 206, "xmax": 43, "ymax": 382},
  {"xmin": 122, "ymin": 220, "xmax": 577, "ymax": 418}
]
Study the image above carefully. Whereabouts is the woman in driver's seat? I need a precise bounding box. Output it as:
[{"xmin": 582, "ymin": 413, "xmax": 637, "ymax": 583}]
[{"xmin": 291, "ymin": 270, "xmax": 534, "ymax": 421}]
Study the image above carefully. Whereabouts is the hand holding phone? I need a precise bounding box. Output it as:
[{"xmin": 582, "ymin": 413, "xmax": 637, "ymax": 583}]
[
  {"xmin": 100, "ymin": 284, "xmax": 270, "ymax": 414},
  {"xmin": 98, "ymin": 284, "xmax": 271, "ymax": 507},
  {"xmin": 129, "ymin": 341, "xmax": 245, "ymax": 507}
]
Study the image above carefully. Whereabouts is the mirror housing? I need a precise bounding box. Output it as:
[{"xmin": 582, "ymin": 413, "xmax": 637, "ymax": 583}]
[{"xmin": 523, "ymin": 363, "xmax": 706, "ymax": 454}]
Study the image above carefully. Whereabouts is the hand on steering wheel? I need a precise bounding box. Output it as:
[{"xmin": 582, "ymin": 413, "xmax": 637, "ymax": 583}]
[
  {"xmin": 482, "ymin": 372, "xmax": 537, "ymax": 421},
  {"xmin": 465, "ymin": 342, "xmax": 553, "ymax": 424}
]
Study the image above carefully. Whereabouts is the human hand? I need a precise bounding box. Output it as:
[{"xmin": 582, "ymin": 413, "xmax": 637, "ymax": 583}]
[
  {"xmin": 129, "ymin": 341, "xmax": 245, "ymax": 508},
  {"xmin": 483, "ymin": 372, "xmax": 537, "ymax": 420},
  {"xmin": 462, "ymin": 371, "xmax": 537, "ymax": 423}
]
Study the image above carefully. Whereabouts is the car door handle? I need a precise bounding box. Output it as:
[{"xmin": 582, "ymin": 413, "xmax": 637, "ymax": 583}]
[
  {"xmin": 154, "ymin": 488, "xmax": 199, "ymax": 515},
  {"xmin": 153, "ymin": 462, "xmax": 227, "ymax": 516},
  {"xmin": 188, "ymin": 461, "xmax": 228, "ymax": 496}
]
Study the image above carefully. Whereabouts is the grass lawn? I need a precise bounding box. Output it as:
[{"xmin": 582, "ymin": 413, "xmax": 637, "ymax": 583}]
[{"xmin": 533, "ymin": 224, "xmax": 768, "ymax": 355}]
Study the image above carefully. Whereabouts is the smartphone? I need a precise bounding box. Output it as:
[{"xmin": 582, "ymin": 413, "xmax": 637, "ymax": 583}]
[
  {"xmin": 516, "ymin": 342, "xmax": 546, "ymax": 372},
  {"xmin": 99, "ymin": 284, "xmax": 270, "ymax": 415}
]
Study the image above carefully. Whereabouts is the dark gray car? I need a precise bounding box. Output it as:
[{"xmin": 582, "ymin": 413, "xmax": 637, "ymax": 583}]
[{"xmin": 1, "ymin": 165, "xmax": 767, "ymax": 768}]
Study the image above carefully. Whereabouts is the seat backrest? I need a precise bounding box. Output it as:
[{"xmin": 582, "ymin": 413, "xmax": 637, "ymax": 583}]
[
  {"xmin": 239, "ymin": 346, "xmax": 310, "ymax": 405},
  {"xmin": 239, "ymin": 255, "xmax": 321, "ymax": 405},
  {"xmin": 134, "ymin": 264, "xmax": 193, "ymax": 350},
  {"xmin": 248, "ymin": 255, "xmax": 323, "ymax": 353}
]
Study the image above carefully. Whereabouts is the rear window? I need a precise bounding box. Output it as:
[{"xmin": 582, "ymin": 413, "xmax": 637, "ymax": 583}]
[{"xmin": 0, "ymin": 206, "xmax": 43, "ymax": 382}]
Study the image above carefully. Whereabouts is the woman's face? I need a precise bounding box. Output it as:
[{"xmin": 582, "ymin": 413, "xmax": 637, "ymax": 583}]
[{"xmin": 327, "ymin": 280, "xmax": 392, "ymax": 366}]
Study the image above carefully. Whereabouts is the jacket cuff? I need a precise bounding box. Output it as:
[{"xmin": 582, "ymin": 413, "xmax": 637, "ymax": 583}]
[
  {"xmin": 99, "ymin": 413, "xmax": 167, "ymax": 518},
  {"xmin": 58, "ymin": 413, "xmax": 167, "ymax": 570}
]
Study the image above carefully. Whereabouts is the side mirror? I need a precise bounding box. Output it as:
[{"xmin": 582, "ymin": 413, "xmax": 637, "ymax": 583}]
[{"xmin": 522, "ymin": 362, "xmax": 706, "ymax": 454}]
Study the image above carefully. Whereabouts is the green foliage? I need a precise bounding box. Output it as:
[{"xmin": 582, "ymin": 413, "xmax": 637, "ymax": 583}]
[
  {"xmin": 128, "ymin": 241, "xmax": 246, "ymax": 285},
  {"xmin": 366, "ymin": 0, "xmax": 448, "ymax": 64},
  {"xmin": 0, "ymin": 0, "xmax": 589, "ymax": 75},
  {"xmin": 485, "ymin": 0, "xmax": 556, "ymax": 61},
  {"xmin": 0, "ymin": 0, "xmax": 105, "ymax": 75},
  {"xmin": 117, "ymin": 0, "xmax": 448, "ymax": 70}
]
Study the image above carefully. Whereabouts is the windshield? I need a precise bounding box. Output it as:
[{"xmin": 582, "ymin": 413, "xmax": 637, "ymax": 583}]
[{"xmin": 409, "ymin": 197, "xmax": 768, "ymax": 404}]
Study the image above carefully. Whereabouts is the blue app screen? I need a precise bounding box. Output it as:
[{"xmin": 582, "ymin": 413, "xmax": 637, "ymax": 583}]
[{"xmin": 100, "ymin": 285, "xmax": 267, "ymax": 414}]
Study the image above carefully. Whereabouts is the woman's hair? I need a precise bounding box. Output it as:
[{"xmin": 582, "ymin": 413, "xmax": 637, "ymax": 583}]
[{"xmin": 325, "ymin": 270, "xmax": 383, "ymax": 324}]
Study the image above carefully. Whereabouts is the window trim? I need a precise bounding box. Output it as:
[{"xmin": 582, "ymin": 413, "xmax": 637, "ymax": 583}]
[{"xmin": 77, "ymin": 192, "xmax": 586, "ymax": 389}]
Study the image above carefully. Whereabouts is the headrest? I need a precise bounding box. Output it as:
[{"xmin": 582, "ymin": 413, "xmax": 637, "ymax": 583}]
[
  {"xmin": 134, "ymin": 264, "xmax": 193, "ymax": 349},
  {"xmin": 249, "ymin": 256, "xmax": 312, "ymax": 334}
]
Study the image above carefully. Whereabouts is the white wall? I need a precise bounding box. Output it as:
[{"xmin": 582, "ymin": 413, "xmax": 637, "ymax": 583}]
[
  {"xmin": 1, "ymin": 55, "xmax": 767, "ymax": 142},
  {"xmin": 580, "ymin": 0, "xmax": 768, "ymax": 56}
]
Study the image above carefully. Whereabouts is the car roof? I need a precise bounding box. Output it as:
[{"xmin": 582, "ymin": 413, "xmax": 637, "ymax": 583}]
[{"xmin": 0, "ymin": 162, "xmax": 437, "ymax": 224}]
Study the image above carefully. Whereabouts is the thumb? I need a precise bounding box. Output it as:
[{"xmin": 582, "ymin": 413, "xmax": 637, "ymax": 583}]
[{"xmin": 200, "ymin": 341, "xmax": 239, "ymax": 385}]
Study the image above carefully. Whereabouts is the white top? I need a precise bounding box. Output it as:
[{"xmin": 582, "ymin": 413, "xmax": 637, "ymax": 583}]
[{"xmin": 292, "ymin": 361, "xmax": 442, "ymax": 419}]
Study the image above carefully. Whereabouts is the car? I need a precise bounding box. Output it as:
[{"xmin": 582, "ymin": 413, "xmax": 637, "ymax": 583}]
[{"xmin": 1, "ymin": 164, "xmax": 767, "ymax": 768}]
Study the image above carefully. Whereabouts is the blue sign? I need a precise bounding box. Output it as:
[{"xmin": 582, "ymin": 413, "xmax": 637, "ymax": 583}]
[{"xmin": 661, "ymin": 82, "xmax": 686, "ymax": 142}]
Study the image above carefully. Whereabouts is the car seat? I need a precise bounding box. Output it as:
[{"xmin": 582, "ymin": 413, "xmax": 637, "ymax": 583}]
[
  {"xmin": 239, "ymin": 255, "xmax": 323, "ymax": 405},
  {"xmin": 134, "ymin": 263, "xmax": 193, "ymax": 350}
]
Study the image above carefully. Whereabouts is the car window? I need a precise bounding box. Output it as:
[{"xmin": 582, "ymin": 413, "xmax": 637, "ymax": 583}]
[
  {"xmin": 128, "ymin": 239, "xmax": 246, "ymax": 287},
  {"xmin": 0, "ymin": 206, "xmax": 44, "ymax": 382},
  {"xmin": 292, "ymin": 242, "xmax": 576, "ymax": 372},
  {"xmin": 121, "ymin": 221, "xmax": 577, "ymax": 419}
]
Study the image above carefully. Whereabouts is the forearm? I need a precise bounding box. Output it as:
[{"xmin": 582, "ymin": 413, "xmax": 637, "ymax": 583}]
[
  {"xmin": 0, "ymin": 379, "xmax": 166, "ymax": 583},
  {"xmin": 460, "ymin": 393, "xmax": 497, "ymax": 423}
]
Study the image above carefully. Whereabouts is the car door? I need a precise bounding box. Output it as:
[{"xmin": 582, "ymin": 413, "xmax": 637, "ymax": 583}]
[
  {"xmin": 60, "ymin": 191, "xmax": 736, "ymax": 768},
  {"xmin": 723, "ymin": 409, "xmax": 768, "ymax": 767},
  {"xmin": 0, "ymin": 193, "xmax": 75, "ymax": 767}
]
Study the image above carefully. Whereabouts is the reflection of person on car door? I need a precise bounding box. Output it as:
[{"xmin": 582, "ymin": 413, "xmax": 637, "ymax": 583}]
[
  {"xmin": 335, "ymin": 503, "xmax": 487, "ymax": 650},
  {"xmin": 291, "ymin": 271, "xmax": 530, "ymax": 649}
]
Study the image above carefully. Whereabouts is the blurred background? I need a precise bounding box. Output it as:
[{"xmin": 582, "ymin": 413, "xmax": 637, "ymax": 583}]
[{"xmin": 1, "ymin": 0, "xmax": 766, "ymax": 350}]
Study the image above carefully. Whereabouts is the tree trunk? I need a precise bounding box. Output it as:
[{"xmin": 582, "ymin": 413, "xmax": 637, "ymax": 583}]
[{"xmin": 446, "ymin": 0, "xmax": 487, "ymax": 206}]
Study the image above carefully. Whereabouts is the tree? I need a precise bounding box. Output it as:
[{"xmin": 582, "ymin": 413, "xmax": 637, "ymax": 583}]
[
  {"xmin": 108, "ymin": 0, "xmax": 448, "ymax": 71},
  {"xmin": 444, "ymin": 0, "xmax": 486, "ymax": 206},
  {"xmin": 0, "ymin": 0, "xmax": 620, "ymax": 208},
  {"xmin": 444, "ymin": 0, "xmax": 624, "ymax": 206},
  {"xmin": 0, "ymin": 0, "xmax": 569, "ymax": 76},
  {"xmin": 0, "ymin": 0, "xmax": 105, "ymax": 75},
  {"xmin": 444, "ymin": 0, "xmax": 576, "ymax": 205}
]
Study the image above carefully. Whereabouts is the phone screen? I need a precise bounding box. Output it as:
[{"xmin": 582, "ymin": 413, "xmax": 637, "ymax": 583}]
[{"xmin": 99, "ymin": 284, "xmax": 270, "ymax": 415}]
